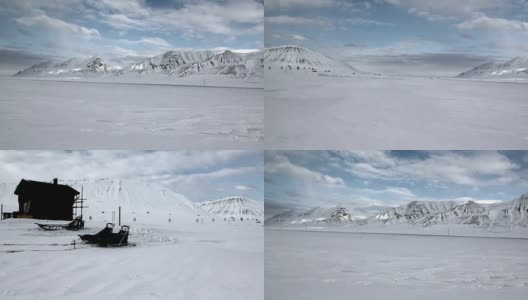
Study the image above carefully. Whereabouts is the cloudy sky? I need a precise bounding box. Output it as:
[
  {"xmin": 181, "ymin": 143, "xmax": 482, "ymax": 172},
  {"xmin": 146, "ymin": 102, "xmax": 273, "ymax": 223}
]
[
  {"xmin": 265, "ymin": 151, "xmax": 528, "ymax": 218},
  {"xmin": 0, "ymin": 150, "xmax": 263, "ymax": 204},
  {"xmin": 0, "ymin": 0, "xmax": 263, "ymax": 73},
  {"xmin": 265, "ymin": 0, "xmax": 528, "ymax": 76}
]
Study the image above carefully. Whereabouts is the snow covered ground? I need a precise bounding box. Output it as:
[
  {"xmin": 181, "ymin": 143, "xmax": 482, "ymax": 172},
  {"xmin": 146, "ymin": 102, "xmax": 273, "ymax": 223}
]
[
  {"xmin": 265, "ymin": 229, "xmax": 528, "ymax": 300},
  {"xmin": 0, "ymin": 217, "xmax": 263, "ymax": 300},
  {"xmin": 0, "ymin": 77, "xmax": 263, "ymax": 149},
  {"xmin": 265, "ymin": 71, "xmax": 528, "ymax": 149}
]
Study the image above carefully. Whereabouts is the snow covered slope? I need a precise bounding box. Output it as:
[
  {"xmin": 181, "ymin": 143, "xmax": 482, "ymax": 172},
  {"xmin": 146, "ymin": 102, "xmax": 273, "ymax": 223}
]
[
  {"xmin": 198, "ymin": 196, "xmax": 264, "ymax": 218},
  {"xmin": 65, "ymin": 178, "xmax": 198, "ymax": 216},
  {"xmin": 265, "ymin": 205, "xmax": 357, "ymax": 225},
  {"xmin": 457, "ymin": 57, "xmax": 528, "ymax": 79},
  {"xmin": 13, "ymin": 57, "xmax": 112, "ymax": 77},
  {"xmin": 264, "ymin": 45, "xmax": 359, "ymax": 74}
]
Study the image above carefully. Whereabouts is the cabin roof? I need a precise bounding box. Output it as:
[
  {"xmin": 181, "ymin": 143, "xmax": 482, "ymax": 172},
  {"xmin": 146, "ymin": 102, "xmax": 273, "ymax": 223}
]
[{"xmin": 14, "ymin": 179, "xmax": 79, "ymax": 196}]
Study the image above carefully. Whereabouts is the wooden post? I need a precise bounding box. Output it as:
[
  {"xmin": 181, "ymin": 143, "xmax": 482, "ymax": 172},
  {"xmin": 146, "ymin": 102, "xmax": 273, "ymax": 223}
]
[{"xmin": 118, "ymin": 206, "xmax": 121, "ymax": 226}]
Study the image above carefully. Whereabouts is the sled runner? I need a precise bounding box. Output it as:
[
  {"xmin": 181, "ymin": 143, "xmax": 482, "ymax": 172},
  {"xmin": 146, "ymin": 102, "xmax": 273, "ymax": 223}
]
[
  {"xmin": 79, "ymin": 224, "xmax": 133, "ymax": 247},
  {"xmin": 35, "ymin": 216, "xmax": 85, "ymax": 231}
]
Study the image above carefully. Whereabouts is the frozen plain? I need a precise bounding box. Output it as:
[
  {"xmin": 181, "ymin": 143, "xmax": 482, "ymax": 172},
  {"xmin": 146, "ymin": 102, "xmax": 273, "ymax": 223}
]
[
  {"xmin": 0, "ymin": 217, "xmax": 263, "ymax": 300},
  {"xmin": 0, "ymin": 77, "xmax": 263, "ymax": 149},
  {"xmin": 265, "ymin": 229, "xmax": 528, "ymax": 300},
  {"xmin": 265, "ymin": 71, "xmax": 528, "ymax": 149}
]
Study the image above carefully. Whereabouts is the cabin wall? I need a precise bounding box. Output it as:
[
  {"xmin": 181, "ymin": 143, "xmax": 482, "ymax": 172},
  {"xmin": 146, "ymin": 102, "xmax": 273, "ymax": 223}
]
[{"xmin": 17, "ymin": 191, "xmax": 75, "ymax": 220}]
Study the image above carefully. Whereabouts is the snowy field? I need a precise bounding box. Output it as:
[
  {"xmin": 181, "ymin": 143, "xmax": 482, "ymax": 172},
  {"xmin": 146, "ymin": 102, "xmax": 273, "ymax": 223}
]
[
  {"xmin": 264, "ymin": 223, "xmax": 528, "ymax": 239},
  {"xmin": 265, "ymin": 72, "xmax": 528, "ymax": 149},
  {"xmin": 265, "ymin": 229, "xmax": 528, "ymax": 300},
  {"xmin": 0, "ymin": 77, "xmax": 263, "ymax": 149},
  {"xmin": 0, "ymin": 218, "xmax": 263, "ymax": 300}
]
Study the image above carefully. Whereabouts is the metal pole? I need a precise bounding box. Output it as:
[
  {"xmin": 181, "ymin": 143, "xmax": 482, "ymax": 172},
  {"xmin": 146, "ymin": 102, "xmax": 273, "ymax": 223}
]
[
  {"xmin": 118, "ymin": 206, "xmax": 121, "ymax": 226},
  {"xmin": 80, "ymin": 186, "xmax": 84, "ymax": 217},
  {"xmin": 1, "ymin": 204, "xmax": 3, "ymax": 221}
]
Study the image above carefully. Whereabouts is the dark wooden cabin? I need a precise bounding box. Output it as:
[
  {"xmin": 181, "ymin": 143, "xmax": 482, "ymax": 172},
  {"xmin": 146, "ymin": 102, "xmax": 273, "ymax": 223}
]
[{"xmin": 14, "ymin": 178, "xmax": 79, "ymax": 220}]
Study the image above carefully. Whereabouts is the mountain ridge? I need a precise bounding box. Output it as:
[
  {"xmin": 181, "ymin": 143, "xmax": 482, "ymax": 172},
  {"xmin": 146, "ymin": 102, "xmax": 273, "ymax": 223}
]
[
  {"xmin": 457, "ymin": 56, "xmax": 528, "ymax": 79},
  {"xmin": 266, "ymin": 193, "xmax": 528, "ymax": 229}
]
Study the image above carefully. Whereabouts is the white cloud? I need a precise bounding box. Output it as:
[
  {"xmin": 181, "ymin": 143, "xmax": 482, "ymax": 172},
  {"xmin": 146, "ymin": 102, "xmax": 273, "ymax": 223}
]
[
  {"xmin": 344, "ymin": 18, "xmax": 393, "ymax": 26},
  {"xmin": 93, "ymin": 0, "xmax": 263, "ymax": 36},
  {"xmin": 266, "ymin": 155, "xmax": 345, "ymax": 187},
  {"xmin": 235, "ymin": 185, "xmax": 253, "ymax": 191},
  {"xmin": 457, "ymin": 13, "xmax": 528, "ymax": 31},
  {"xmin": 453, "ymin": 197, "xmax": 504, "ymax": 204},
  {"xmin": 16, "ymin": 12, "xmax": 100, "ymax": 38},
  {"xmin": 292, "ymin": 34, "xmax": 308, "ymax": 41},
  {"xmin": 0, "ymin": 151, "xmax": 253, "ymax": 182},
  {"xmin": 168, "ymin": 166, "xmax": 260, "ymax": 185},
  {"xmin": 2, "ymin": 0, "xmax": 263, "ymax": 59},
  {"xmin": 344, "ymin": 151, "xmax": 521, "ymax": 187},
  {"xmin": 266, "ymin": 15, "xmax": 331, "ymax": 26},
  {"xmin": 266, "ymin": 0, "xmax": 339, "ymax": 9},
  {"xmin": 118, "ymin": 37, "xmax": 173, "ymax": 48},
  {"xmin": 380, "ymin": 0, "xmax": 513, "ymax": 19}
]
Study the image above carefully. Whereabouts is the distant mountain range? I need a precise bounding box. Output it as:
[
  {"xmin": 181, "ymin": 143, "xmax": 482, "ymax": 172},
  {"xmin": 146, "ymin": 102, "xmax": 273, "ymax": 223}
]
[
  {"xmin": 265, "ymin": 205, "xmax": 358, "ymax": 225},
  {"xmin": 13, "ymin": 49, "xmax": 263, "ymax": 80},
  {"xmin": 457, "ymin": 57, "xmax": 528, "ymax": 79},
  {"xmin": 266, "ymin": 192, "xmax": 528, "ymax": 229}
]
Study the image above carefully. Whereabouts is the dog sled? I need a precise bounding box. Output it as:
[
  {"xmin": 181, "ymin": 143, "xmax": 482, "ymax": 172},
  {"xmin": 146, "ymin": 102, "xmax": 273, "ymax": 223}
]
[
  {"xmin": 79, "ymin": 223, "xmax": 133, "ymax": 247},
  {"xmin": 35, "ymin": 216, "xmax": 85, "ymax": 231}
]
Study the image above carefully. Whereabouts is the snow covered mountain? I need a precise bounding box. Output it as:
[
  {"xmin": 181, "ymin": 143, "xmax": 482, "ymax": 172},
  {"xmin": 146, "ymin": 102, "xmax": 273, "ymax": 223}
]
[
  {"xmin": 373, "ymin": 196, "xmax": 528, "ymax": 227},
  {"xmin": 264, "ymin": 45, "xmax": 359, "ymax": 74},
  {"xmin": 14, "ymin": 57, "xmax": 112, "ymax": 77},
  {"xmin": 198, "ymin": 196, "xmax": 264, "ymax": 219},
  {"xmin": 265, "ymin": 205, "xmax": 357, "ymax": 225},
  {"xmin": 373, "ymin": 200, "xmax": 489, "ymax": 226},
  {"xmin": 117, "ymin": 50, "xmax": 263, "ymax": 78},
  {"xmin": 457, "ymin": 57, "xmax": 528, "ymax": 79},
  {"xmin": 117, "ymin": 50, "xmax": 214, "ymax": 75},
  {"xmin": 12, "ymin": 50, "xmax": 264, "ymax": 80},
  {"xmin": 488, "ymin": 193, "xmax": 528, "ymax": 227}
]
